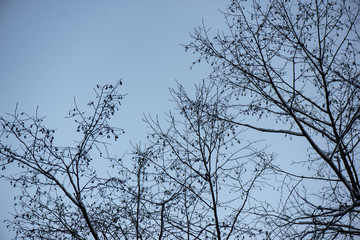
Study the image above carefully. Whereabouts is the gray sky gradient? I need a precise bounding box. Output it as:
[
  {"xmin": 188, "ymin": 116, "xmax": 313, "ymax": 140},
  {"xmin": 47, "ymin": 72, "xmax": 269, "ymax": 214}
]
[{"xmin": 0, "ymin": 1, "xmax": 310, "ymax": 239}]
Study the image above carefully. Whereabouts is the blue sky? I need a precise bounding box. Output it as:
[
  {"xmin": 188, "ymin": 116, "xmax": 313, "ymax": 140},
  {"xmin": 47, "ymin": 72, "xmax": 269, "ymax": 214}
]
[
  {"xmin": 0, "ymin": 1, "xmax": 228, "ymax": 238},
  {"xmin": 0, "ymin": 1, "xmax": 311, "ymax": 239}
]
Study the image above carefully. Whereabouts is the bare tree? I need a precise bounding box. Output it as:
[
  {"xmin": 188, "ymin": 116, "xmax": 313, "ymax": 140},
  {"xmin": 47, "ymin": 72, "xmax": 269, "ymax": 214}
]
[
  {"xmin": 4, "ymin": 0, "xmax": 359, "ymax": 238},
  {"xmin": 0, "ymin": 80, "xmax": 272, "ymax": 240},
  {"xmin": 142, "ymin": 81, "xmax": 273, "ymax": 239},
  {"xmin": 186, "ymin": 0, "xmax": 360, "ymax": 238},
  {"xmin": 0, "ymin": 82, "xmax": 135, "ymax": 240}
]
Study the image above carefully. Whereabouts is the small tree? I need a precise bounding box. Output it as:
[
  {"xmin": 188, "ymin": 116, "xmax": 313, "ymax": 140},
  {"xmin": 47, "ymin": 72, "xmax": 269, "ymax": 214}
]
[
  {"xmin": 0, "ymin": 82, "xmax": 133, "ymax": 240},
  {"xmin": 142, "ymin": 81, "xmax": 273, "ymax": 239},
  {"xmin": 186, "ymin": 0, "xmax": 360, "ymax": 238}
]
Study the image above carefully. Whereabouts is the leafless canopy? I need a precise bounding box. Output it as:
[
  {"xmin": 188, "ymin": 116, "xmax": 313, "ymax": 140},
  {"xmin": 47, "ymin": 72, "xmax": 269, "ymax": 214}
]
[
  {"xmin": 186, "ymin": 0, "xmax": 360, "ymax": 238},
  {"xmin": 1, "ymin": 0, "xmax": 360, "ymax": 239},
  {"xmin": 0, "ymin": 80, "xmax": 272, "ymax": 240}
]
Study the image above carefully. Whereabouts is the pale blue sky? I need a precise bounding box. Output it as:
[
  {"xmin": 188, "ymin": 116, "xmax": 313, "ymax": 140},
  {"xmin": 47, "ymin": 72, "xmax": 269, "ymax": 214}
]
[
  {"xmin": 0, "ymin": 1, "xmax": 310, "ymax": 239},
  {"xmin": 0, "ymin": 1, "xmax": 227, "ymax": 238}
]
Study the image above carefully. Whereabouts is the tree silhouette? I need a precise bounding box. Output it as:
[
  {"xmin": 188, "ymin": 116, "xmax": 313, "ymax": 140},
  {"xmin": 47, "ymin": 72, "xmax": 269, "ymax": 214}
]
[
  {"xmin": 0, "ymin": 81, "xmax": 272, "ymax": 239},
  {"xmin": 2, "ymin": 0, "xmax": 360, "ymax": 239},
  {"xmin": 142, "ymin": 81, "xmax": 273, "ymax": 239},
  {"xmin": 186, "ymin": 0, "xmax": 360, "ymax": 238},
  {"xmin": 0, "ymin": 82, "xmax": 126, "ymax": 239}
]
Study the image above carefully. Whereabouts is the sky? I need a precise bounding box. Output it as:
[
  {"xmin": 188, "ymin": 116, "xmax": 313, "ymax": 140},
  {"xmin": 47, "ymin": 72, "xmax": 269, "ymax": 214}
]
[
  {"xmin": 0, "ymin": 1, "xmax": 310, "ymax": 239},
  {"xmin": 0, "ymin": 1, "xmax": 229, "ymax": 239}
]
